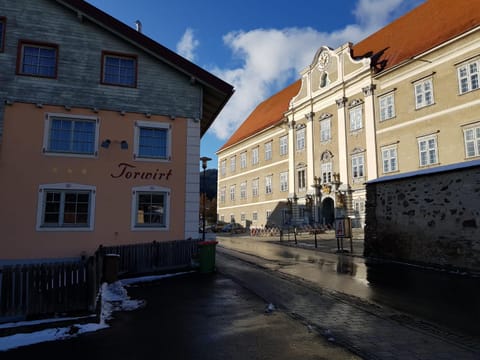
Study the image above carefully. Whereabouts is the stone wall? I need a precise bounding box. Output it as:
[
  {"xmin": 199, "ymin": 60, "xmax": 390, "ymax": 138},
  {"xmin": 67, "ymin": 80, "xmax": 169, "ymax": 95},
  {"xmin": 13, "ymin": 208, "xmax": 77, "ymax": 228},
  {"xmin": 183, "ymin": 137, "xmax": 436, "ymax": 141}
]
[{"xmin": 364, "ymin": 161, "xmax": 480, "ymax": 272}]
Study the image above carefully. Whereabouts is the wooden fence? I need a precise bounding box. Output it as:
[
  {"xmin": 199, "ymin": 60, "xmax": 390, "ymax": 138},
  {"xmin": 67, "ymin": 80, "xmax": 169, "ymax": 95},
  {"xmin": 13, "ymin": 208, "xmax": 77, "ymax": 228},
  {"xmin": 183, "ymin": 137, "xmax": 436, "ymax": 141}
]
[{"xmin": 0, "ymin": 239, "xmax": 201, "ymax": 323}]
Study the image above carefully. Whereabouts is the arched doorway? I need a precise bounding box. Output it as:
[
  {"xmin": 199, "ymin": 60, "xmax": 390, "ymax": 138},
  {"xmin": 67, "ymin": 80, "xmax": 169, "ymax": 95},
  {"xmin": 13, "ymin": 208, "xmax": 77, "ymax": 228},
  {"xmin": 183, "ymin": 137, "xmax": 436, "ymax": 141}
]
[{"xmin": 321, "ymin": 197, "xmax": 334, "ymax": 227}]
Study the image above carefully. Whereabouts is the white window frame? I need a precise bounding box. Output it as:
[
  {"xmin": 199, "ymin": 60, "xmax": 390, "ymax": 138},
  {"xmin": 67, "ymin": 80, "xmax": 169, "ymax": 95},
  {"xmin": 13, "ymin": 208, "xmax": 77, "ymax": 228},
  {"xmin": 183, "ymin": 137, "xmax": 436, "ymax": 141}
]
[
  {"xmin": 240, "ymin": 152, "xmax": 247, "ymax": 169},
  {"xmin": 320, "ymin": 118, "xmax": 331, "ymax": 142},
  {"xmin": 349, "ymin": 106, "xmax": 363, "ymax": 131},
  {"xmin": 418, "ymin": 135, "xmax": 438, "ymax": 167},
  {"xmin": 131, "ymin": 185, "xmax": 170, "ymax": 231},
  {"xmin": 265, "ymin": 141, "xmax": 272, "ymax": 160},
  {"xmin": 230, "ymin": 185, "xmax": 236, "ymax": 201},
  {"xmin": 36, "ymin": 183, "xmax": 96, "ymax": 231},
  {"xmin": 240, "ymin": 213, "xmax": 246, "ymax": 222},
  {"xmin": 252, "ymin": 178, "xmax": 259, "ymax": 197},
  {"xmin": 265, "ymin": 175, "xmax": 273, "ymax": 194},
  {"xmin": 321, "ymin": 162, "xmax": 332, "ymax": 183},
  {"xmin": 280, "ymin": 171, "xmax": 288, "ymax": 192},
  {"xmin": 43, "ymin": 113, "xmax": 99, "ymax": 158},
  {"xmin": 134, "ymin": 120, "xmax": 171, "ymax": 162},
  {"xmin": 297, "ymin": 169, "xmax": 306, "ymax": 191},
  {"xmin": 381, "ymin": 145, "xmax": 398, "ymax": 173},
  {"xmin": 220, "ymin": 186, "xmax": 226, "ymax": 204},
  {"xmin": 296, "ymin": 127, "xmax": 305, "ymax": 151},
  {"xmin": 352, "ymin": 154, "xmax": 365, "ymax": 179},
  {"xmin": 414, "ymin": 78, "xmax": 434, "ymax": 109},
  {"xmin": 457, "ymin": 59, "xmax": 479, "ymax": 94},
  {"xmin": 280, "ymin": 135, "xmax": 288, "ymax": 156},
  {"xmin": 252, "ymin": 147, "xmax": 259, "ymax": 165},
  {"xmin": 379, "ymin": 93, "xmax": 395, "ymax": 121},
  {"xmin": 464, "ymin": 126, "xmax": 480, "ymax": 158},
  {"xmin": 230, "ymin": 155, "xmax": 236, "ymax": 173},
  {"xmin": 220, "ymin": 160, "xmax": 226, "ymax": 177},
  {"xmin": 240, "ymin": 181, "xmax": 247, "ymax": 200},
  {"xmin": 252, "ymin": 212, "xmax": 258, "ymax": 221}
]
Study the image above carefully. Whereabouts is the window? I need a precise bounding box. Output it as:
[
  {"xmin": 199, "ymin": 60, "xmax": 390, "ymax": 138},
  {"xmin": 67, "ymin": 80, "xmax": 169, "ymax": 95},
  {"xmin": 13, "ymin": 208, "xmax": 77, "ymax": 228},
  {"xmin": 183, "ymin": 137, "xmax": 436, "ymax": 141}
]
[
  {"xmin": 36, "ymin": 183, "xmax": 95, "ymax": 231},
  {"xmin": 102, "ymin": 51, "xmax": 137, "ymax": 87},
  {"xmin": 132, "ymin": 187, "xmax": 169, "ymax": 229},
  {"xmin": 252, "ymin": 212, "xmax": 258, "ymax": 221},
  {"xmin": 240, "ymin": 152, "xmax": 247, "ymax": 169},
  {"xmin": 0, "ymin": 17, "xmax": 5, "ymax": 52},
  {"xmin": 230, "ymin": 156, "xmax": 236, "ymax": 172},
  {"xmin": 280, "ymin": 135, "xmax": 288, "ymax": 156},
  {"xmin": 265, "ymin": 175, "xmax": 272, "ymax": 194},
  {"xmin": 240, "ymin": 213, "xmax": 246, "ymax": 222},
  {"xmin": 220, "ymin": 186, "xmax": 226, "ymax": 204},
  {"xmin": 18, "ymin": 41, "xmax": 57, "ymax": 78},
  {"xmin": 458, "ymin": 59, "xmax": 479, "ymax": 94},
  {"xmin": 418, "ymin": 136, "xmax": 438, "ymax": 166},
  {"xmin": 320, "ymin": 118, "xmax": 331, "ymax": 142},
  {"xmin": 280, "ymin": 172, "xmax": 288, "ymax": 192},
  {"xmin": 220, "ymin": 160, "xmax": 226, "ymax": 177},
  {"xmin": 379, "ymin": 93, "xmax": 395, "ymax": 121},
  {"xmin": 252, "ymin": 147, "xmax": 259, "ymax": 165},
  {"xmin": 296, "ymin": 127, "xmax": 305, "ymax": 150},
  {"xmin": 134, "ymin": 121, "xmax": 171, "ymax": 160},
  {"xmin": 43, "ymin": 114, "xmax": 98, "ymax": 156},
  {"xmin": 265, "ymin": 141, "xmax": 272, "ymax": 160},
  {"xmin": 297, "ymin": 169, "xmax": 306, "ymax": 191},
  {"xmin": 349, "ymin": 106, "xmax": 363, "ymax": 131},
  {"xmin": 321, "ymin": 162, "xmax": 332, "ymax": 183},
  {"xmin": 266, "ymin": 210, "xmax": 272, "ymax": 222},
  {"xmin": 230, "ymin": 185, "xmax": 236, "ymax": 201},
  {"xmin": 382, "ymin": 146, "xmax": 398, "ymax": 173},
  {"xmin": 352, "ymin": 155, "xmax": 365, "ymax": 179},
  {"xmin": 240, "ymin": 182, "xmax": 247, "ymax": 200},
  {"xmin": 464, "ymin": 126, "xmax": 480, "ymax": 158},
  {"xmin": 252, "ymin": 178, "xmax": 259, "ymax": 197},
  {"xmin": 414, "ymin": 78, "xmax": 434, "ymax": 109},
  {"xmin": 230, "ymin": 214, "xmax": 235, "ymax": 222}
]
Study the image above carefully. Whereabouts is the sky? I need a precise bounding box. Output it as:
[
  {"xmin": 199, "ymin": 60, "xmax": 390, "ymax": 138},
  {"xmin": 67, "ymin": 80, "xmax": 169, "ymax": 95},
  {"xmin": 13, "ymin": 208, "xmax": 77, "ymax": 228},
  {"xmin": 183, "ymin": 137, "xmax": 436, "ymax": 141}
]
[
  {"xmin": 0, "ymin": 272, "xmax": 191, "ymax": 351},
  {"xmin": 87, "ymin": 0, "xmax": 424, "ymax": 168}
]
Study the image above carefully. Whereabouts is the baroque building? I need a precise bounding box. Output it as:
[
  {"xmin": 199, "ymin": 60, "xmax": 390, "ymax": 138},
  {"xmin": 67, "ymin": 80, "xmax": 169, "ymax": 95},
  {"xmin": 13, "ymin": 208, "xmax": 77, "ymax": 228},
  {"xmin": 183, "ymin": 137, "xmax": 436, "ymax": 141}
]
[{"xmin": 217, "ymin": 0, "xmax": 480, "ymax": 230}]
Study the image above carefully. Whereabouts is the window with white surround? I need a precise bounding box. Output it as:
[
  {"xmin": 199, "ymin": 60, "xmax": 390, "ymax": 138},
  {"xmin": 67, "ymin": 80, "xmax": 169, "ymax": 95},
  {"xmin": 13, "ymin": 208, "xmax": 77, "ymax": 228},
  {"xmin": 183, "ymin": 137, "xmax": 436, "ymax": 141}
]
[
  {"xmin": 352, "ymin": 154, "xmax": 365, "ymax": 179},
  {"xmin": 280, "ymin": 135, "xmax": 288, "ymax": 155},
  {"xmin": 220, "ymin": 186, "xmax": 226, "ymax": 203},
  {"xmin": 414, "ymin": 78, "xmax": 434, "ymax": 109},
  {"xmin": 297, "ymin": 169, "xmax": 306, "ymax": 191},
  {"xmin": 0, "ymin": 17, "xmax": 5, "ymax": 52},
  {"xmin": 265, "ymin": 141, "xmax": 272, "ymax": 160},
  {"xmin": 349, "ymin": 105, "xmax": 363, "ymax": 131},
  {"xmin": 296, "ymin": 127, "xmax": 305, "ymax": 150},
  {"xmin": 240, "ymin": 213, "xmax": 246, "ymax": 221},
  {"xmin": 320, "ymin": 118, "xmax": 331, "ymax": 142},
  {"xmin": 464, "ymin": 126, "xmax": 480, "ymax": 158},
  {"xmin": 321, "ymin": 162, "xmax": 332, "ymax": 183},
  {"xmin": 240, "ymin": 152, "xmax": 247, "ymax": 169},
  {"xmin": 132, "ymin": 186, "xmax": 170, "ymax": 230},
  {"xmin": 36, "ymin": 183, "xmax": 95, "ymax": 231},
  {"xmin": 230, "ymin": 185, "xmax": 236, "ymax": 201},
  {"xmin": 280, "ymin": 171, "xmax": 288, "ymax": 192},
  {"xmin": 230, "ymin": 156, "xmax": 236, "ymax": 172},
  {"xmin": 220, "ymin": 160, "xmax": 226, "ymax": 177},
  {"xmin": 381, "ymin": 146, "xmax": 398, "ymax": 173},
  {"xmin": 102, "ymin": 51, "xmax": 137, "ymax": 87},
  {"xmin": 265, "ymin": 175, "xmax": 272, "ymax": 194},
  {"xmin": 18, "ymin": 41, "xmax": 58, "ymax": 78},
  {"xmin": 252, "ymin": 212, "xmax": 258, "ymax": 221},
  {"xmin": 240, "ymin": 181, "xmax": 247, "ymax": 199},
  {"xmin": 43, "ymin": 113, "xmax": 98, "ymax": 156},
  {"xmin": 379, "ymin": 92, "xmax": 395, "ymax": 121},
  {"xmin": 266, "ymin": 210, "xmax": 272, "ymax": 222},
  {"xmin": 252, "ymin": 178, "xmax": 259, "ymax": 197},
  {"xmin": 252, "ymin": 147, "xmax": 259, "ymax": 165},
  {"xmin": 457, "ymin": 59, "xmax": 479, "ymax": 94},
  {"xmin": 418, "ymin": 135, "xmax": 438, "ymax": 166},
  {"xmin": 134, "ymin": 121, "xmax": 171, "ymax": 161},
  {"xmin": 230, "ymin": 214, "xmax": 235, "ymax": 222}
]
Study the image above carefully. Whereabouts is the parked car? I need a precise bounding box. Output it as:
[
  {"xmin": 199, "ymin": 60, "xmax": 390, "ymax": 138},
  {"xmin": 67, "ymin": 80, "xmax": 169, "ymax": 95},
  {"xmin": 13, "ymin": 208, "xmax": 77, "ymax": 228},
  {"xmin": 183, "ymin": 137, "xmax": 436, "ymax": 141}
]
[
  {"xmin": 221, "ymin": 223, "xmax": 246, "ymax": 234},
  {"xmin": 211, "ymin": 221, "xmax": 227, "ymax": 233}
]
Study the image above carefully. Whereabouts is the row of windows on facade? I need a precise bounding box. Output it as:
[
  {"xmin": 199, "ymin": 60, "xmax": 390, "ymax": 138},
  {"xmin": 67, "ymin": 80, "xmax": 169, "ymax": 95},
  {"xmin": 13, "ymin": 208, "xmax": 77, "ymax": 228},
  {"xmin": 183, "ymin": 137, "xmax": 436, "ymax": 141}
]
[
  {"xmin": 220, "ymin": 59, "xmax": 479, "ymax": 177},
  {"xmin": 220, "ymin": 126, "xmax": 480, "ymax": 203},
  {"xmin": 36, "ymin": 184, "xmax": 169, "ymax": 230},
  {"xmin": 41, "ymin": 113, "xmax": 170, "ymax": 160},
  {"xmin": 0, "ymin": 18, "xmax": 137, "ymax": 87}
]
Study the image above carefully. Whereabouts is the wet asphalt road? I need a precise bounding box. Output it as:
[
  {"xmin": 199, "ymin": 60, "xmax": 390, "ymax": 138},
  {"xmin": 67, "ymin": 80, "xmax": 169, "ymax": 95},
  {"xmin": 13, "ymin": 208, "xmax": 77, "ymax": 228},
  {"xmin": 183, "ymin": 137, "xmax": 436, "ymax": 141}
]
[{"xmin": 217, "ymin": 235, "xmax": 480, "ymax": 338}]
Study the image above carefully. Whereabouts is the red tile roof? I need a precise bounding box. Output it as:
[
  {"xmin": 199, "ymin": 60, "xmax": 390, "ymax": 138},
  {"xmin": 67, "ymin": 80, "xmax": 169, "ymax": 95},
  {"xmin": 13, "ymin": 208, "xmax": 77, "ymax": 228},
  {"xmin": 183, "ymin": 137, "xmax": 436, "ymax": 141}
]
[{"xmin": 219, "ymin": 0, "xmax": 480, "ymax": 152}]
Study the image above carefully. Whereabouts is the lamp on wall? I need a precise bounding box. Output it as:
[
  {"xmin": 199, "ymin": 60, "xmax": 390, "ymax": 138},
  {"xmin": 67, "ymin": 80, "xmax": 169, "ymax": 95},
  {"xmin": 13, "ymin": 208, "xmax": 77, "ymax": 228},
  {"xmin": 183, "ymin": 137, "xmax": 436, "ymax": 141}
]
[
  {"xmin": 120, "ymin": 140, "xmax": 129, "ymax": 150},
  {"xmin": 101, "ymin": 139, "xmax": 111, "ymax": 148}
]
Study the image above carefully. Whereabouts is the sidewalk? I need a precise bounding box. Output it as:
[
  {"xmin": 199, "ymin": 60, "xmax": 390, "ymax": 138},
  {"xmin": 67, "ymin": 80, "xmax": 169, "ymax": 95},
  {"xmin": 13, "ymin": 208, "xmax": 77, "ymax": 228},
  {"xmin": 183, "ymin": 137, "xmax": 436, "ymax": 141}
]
[{"xmin": 216, "ymin": 247, "xmax": 480, "ymax": 360}]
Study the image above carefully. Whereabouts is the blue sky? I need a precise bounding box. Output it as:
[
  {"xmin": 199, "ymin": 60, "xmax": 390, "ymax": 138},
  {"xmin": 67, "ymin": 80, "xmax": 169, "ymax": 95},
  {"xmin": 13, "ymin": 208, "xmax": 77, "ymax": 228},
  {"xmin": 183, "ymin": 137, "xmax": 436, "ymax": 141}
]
[{"xmin": 87, "ymin": 0, "xmax": 423, "ymax": 168}]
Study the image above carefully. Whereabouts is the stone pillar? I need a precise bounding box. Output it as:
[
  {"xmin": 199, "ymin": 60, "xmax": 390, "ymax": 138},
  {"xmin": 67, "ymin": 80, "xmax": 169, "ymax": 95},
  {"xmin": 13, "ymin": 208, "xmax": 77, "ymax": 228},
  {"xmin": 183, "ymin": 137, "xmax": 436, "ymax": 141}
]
[{"xmin": 362, "ymin": 84, "xmax": 378, "ymax": 180}]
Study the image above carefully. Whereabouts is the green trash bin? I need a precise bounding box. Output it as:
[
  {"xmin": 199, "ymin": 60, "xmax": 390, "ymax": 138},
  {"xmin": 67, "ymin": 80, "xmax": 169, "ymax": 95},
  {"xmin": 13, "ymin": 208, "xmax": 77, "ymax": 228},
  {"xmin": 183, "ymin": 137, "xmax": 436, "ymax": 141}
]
[{"xmin": 198, "ymin": 240, "xmax": 218, "ymax": 274}]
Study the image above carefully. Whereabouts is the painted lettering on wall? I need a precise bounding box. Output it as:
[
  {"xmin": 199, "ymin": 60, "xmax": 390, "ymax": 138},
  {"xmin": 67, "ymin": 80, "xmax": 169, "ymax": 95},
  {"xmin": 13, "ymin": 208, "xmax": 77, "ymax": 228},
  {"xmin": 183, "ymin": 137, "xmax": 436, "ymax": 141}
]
[{"xmin": 110, "ymin": 162, "xmax": 172, "ymax": 181}]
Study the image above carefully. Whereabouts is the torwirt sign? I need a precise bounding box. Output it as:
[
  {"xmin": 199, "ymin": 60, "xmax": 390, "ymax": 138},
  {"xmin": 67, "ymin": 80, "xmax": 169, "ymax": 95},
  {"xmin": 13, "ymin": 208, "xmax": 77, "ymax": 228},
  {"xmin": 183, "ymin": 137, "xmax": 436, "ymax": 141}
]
[{"xmin": 110, "ymin": 162, "xmax": 173, "ymax": 181}]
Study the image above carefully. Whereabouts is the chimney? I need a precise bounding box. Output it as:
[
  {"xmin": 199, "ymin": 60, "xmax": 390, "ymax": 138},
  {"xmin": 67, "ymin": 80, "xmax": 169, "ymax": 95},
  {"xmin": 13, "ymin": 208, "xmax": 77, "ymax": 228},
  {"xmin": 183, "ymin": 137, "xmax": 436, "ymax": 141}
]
[{"xmin": 135, "ymin": 20, "xmax": 142, "ymax": 33}]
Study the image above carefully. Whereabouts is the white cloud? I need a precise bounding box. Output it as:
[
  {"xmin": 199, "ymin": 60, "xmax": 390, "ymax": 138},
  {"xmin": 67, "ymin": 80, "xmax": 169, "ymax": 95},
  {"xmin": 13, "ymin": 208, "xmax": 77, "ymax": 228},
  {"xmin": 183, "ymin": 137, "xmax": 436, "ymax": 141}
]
[
  {"xmin": 207, "ymin": 0, "xmax": 422, "ymax": 141},
  {"xmin": 176, "ymin": 28, "xmax": 199, "ymax": 62}
]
